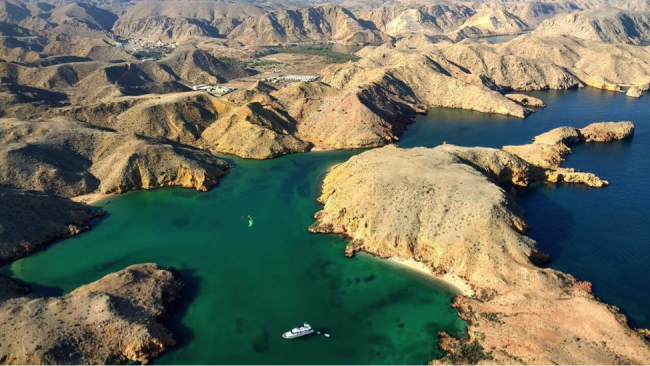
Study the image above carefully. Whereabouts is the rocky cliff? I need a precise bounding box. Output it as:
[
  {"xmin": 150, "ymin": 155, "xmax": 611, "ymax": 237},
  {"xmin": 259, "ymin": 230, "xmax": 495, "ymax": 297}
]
[
  {"xmin": 309, "ymin": 123, "xmax": 649, "ymax": 363},
  {"xmin": 0, "ymin": 117, "xmax": 231, "ymax": 197},
  {"xmin": 0, "ymin": 188, "xmax": 99, "ymax": 265},
  {"xmin": 0, "ymin": 264, "xmax": 183, "ymax": 364}
]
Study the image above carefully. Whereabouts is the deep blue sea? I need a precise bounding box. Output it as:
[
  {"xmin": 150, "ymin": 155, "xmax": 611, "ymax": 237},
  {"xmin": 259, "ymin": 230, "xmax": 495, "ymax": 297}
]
[{"xmin": 400, "ymin": 87, "xmax": 650, "ymax": 328}]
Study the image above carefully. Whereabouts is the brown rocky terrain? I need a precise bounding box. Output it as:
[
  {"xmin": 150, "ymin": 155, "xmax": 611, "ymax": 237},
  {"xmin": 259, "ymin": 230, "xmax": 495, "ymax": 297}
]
[
  {"xmin": 534, "ymin": 7, "xmax": 650, "ymax": 44},
  {"xmin": 505, "ymin": 93, "xmax": 546, "ymax": 107},
  {"xmin": 111, "ymin": 1, "xmax": 268, "ymax": 41},
  {"xmin": 227, "ymin": 4, "xmax": 389, "ymax": 45},
  {"xmin": 309, "ymin": 122, "xmax": 648, "ymax": 364},
  {"xmin": 503, "ymin": 121, "xmax": 635, "ymax": 186},
  {"xmin": 199, "ymin": 98, "xmax": 311, "ymax": 159},
  {"xmin": 452, "ymin": 8, "xmax": 529, "ymax": 40},
  {"xmin": 0, "ymin": 117, "xmax": 232, "ymax": 196},
  {"xmin": 320, "ymin": 42, "xmax": 533, "ymax": 118},
  {"xmin": 422, "ymin": 34, "xmax": 650, "ymax": 91},
  {"xmin": 357, "ymin": 3, "xmax": 476, "ymax": 37},
  {"xmin": 0, "ymin": 264, "xmax": 183, "ymax": 364},
  {"xmin": 0, "ymin": 116, "xmax": 233, "ymax": 263},
  {"xmin": 0, "ymin": 188, "xmax": 100, "ymax": 265}
]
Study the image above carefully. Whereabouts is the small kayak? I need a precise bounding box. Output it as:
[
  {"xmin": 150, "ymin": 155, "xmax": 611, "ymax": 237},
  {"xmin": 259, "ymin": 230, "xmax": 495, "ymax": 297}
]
[
  {"xmin": 248, "ymin": 215, "xmax": 254, "ymax": 227},
  {"xmin": 282, "ymin": 323, "xmax": 314, "ymax": 339}
]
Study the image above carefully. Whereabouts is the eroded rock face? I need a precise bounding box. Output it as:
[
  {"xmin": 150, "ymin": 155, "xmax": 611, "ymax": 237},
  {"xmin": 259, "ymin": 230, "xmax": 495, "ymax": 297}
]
[
  {"xmin": 0, "ymin": 188, "xmax": 99, "ymax": 265},
  {"xmin": 199, "ymin": 101, "xmax": 311, "ymax": 159},
  {"xmin": 0, "ymin": 117, "xmax": 231, "ymax": 196},
  {"xmin": 0, "ymin": 264, "xmax": 183, "ymax": 365},
  {"xmin": 310, "ymin": 140, "xmax": 650, "ymax": 365}
]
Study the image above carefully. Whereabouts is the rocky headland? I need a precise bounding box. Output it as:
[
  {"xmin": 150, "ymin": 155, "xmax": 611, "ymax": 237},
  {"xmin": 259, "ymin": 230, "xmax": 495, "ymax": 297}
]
[
  {"xmin": 309, "ymin": 121, "xmax": 648, "ymax": 364},
  {"xmin": 0, "ymin": 117, "xmax": 231, "ymax": 265},
  {"xmin": 0, "ymin": 264, "xmax": 183, "ymax": 364}
]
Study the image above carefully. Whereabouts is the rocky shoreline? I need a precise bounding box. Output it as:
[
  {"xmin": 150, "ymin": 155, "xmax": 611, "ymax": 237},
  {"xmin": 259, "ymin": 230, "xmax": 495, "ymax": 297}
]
[
  {"xmin": 310, "ymin": 122, "xmax": 649, "ymax": 364},
  {"xmin": 0, "ymin": 264, "xmax": 183, "ymax": 364}
]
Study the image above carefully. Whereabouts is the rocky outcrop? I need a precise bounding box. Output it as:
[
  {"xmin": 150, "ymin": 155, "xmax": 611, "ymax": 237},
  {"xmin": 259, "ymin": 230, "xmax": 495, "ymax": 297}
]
[
  {"xmin": 320, "ymin": 43, "xmax": 532, "ymax": 119},
  {"xmin": 310, "ymin": 137, "xmax": 650, "ymax": 364},
  {"xmin": 228, "ymin": 5, "xmax": 389, "ymax": 46},
  {"xmin": 272, "ymin": 81, "xmax": 416, "ymax": 149},
  {"xmin": 626, "ymin": 83, "xmax": 648, "ymax": 98},
  {"xmin": 627, "ymin": 86, "xmax": 644, "ymax": 98},
  {"xmin": 56, "ymin": 92, "xmax": 231, "ymax": 146},
  {"xmin": 0, "ymin": 264, "xmax": 183, "ymax": 364},
  {"xmin": 0, "ymin": 117, "xmax": 231, "ymax": 196},
  {"xmin": 0, "ymin": 188, "xmax": 99, "ymax": 265},
  {"xmin": 503, "ymin": 121, "xmax": 634, "ymax": 186},
  {"xmin": 504, "ymin": 121, "xmax": 634, "ymax": 169},
  {"xmin": 505, "ymin": 93, "xmax": 546, "ymax": 107},
  {"xmin": 159, "ymin": 46, "xmax": 249, "ymax": 85},
  {"xmin": 533, "ymin": 8, "xmax": 650, "ymax": 44},
  {"xmin": 452, "ymin": 8, "xmax": 529, "ymax": 40},
  {"xmin": 199, "ymin": 101, "xmax": 311, "ymax": 159},
  {"xmin": 580, "ymin": 121, "xmax": 635, "ymax": 142}
]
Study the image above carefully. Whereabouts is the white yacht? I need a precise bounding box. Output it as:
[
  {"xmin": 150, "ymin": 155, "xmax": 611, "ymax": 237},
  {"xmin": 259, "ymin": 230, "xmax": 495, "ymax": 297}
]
[{"xmin": 282, "ymin": 323, "xmax": 314, "ymax": 339}]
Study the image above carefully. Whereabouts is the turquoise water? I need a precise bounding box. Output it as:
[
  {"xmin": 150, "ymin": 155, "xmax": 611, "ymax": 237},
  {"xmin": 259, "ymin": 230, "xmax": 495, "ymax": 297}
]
[
  {"xmin": 1, "ymin": 151, "xmax": 466, "ymax": 364},
  {"xmin": 401, "ymin": 87, "xmax": 650, "ymax": 328},
  {"xmin": 2, "ymin": 87, "xmax": 648, "ymax": 364}
]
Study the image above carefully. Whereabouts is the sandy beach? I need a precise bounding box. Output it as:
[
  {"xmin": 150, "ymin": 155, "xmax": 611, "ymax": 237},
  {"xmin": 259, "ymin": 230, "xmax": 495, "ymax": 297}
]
[
  {"xmin": 389, "ymin": 257, "xmax": 474, "ymax": 297},
  {"xmin": 72, "ymin": 192, "xmax": 115, "ymax": 206}
]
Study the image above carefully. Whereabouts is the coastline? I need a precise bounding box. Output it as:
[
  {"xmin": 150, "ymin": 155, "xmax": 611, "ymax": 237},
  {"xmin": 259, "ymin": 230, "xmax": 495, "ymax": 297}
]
[
  {"xmin": 389, "ymin": 257, "xmax": 474, "ymax": 297},
  {"xmin": 72, "ymin": 192, "xmax": 115, "ymax": 206}
]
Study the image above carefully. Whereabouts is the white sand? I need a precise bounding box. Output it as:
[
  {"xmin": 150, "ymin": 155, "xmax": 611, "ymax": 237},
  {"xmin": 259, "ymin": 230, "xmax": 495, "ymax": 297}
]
[
  {"xmin": 72, "ymin": 192, "xmax": 115, "ymax": 205},
  {"xmin": 389, "ymin": 257, "xmax": 474, "ymax": 297}
]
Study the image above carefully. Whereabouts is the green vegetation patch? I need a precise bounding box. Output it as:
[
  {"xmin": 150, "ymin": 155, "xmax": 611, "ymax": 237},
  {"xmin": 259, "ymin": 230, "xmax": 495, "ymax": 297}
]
[{"xmin": 266, "ymin": 45, "xmax": 360, "ymax": 63}]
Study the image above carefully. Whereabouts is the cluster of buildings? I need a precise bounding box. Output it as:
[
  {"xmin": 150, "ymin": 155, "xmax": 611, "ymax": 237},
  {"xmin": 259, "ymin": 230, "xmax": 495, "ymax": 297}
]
[
  {"xmin": 261, "ymin": 75, "xmax": 319, "ymax": 84},
  {"xmin": 192, "ymin": 85, "xmax": 237, "ymax": 96},
  {"xmin": 114, "ymin": 39, "xmax": 179, "ymax": 60}
]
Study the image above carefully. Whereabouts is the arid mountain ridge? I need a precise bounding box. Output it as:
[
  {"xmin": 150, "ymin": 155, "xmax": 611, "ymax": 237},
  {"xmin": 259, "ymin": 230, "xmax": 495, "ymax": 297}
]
[{"xmin": 2, "ymin": 0, "xmax": 650, "ymax": 44}]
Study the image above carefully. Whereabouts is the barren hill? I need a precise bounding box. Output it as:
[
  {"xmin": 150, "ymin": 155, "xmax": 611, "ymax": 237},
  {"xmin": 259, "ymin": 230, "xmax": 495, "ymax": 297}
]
[
  {"xmin": 159, "ymin": 45, "xmax": 248, "ymax": 84},
  {"xmin": 453, "ymin": 8, "xmax": 529, "ymax": 39},
  {"xmin": 0, "ymin": 264, "xmax": 184, "ymax": 364},
  {"xmin": 357, "ymin": 3, "xmax": 476, "ymax": 37},
  {"xmin": 111, "ymin": 0, "xmax": 268, "ymax": 41},
  {"xmin": 228, "ymin": 4, "xmax": 389, "ymax": 45},
  {"xmin": 0, "ymin": 117, "xmax": 231, "ymax": 197},
  {"xmin": 49, "ymin": 2, "xmax": 118, "ymax": 31},
  {"xmin": 534, "ymin": 7, "xmax": 650, "ymax": 44}
]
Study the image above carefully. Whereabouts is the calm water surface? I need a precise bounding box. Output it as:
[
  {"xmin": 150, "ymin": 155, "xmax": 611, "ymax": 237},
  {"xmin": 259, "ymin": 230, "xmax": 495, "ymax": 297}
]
[
  {"xmin": 2, "ymin": 87, "xmax": 648, "ymax": 364},
  {"xmin": 401, "ymin": 87, "xmax": 650, "ymax": 328},
  {"xmin": 1, "ymin": 151, "xmax": 466, "ymax": 364}
]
